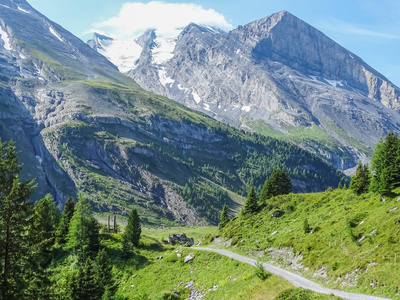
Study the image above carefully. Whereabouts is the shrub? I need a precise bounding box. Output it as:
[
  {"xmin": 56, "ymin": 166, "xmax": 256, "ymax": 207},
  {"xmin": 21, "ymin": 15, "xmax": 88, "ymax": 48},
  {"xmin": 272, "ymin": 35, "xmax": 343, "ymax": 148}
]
[
  {"xmin": 254, "ymin": 261, "xmax": 271, "ymax": 280},
  {"xmin": 332, "ymin": 261, "xmax": 339, "ymax": 271}
]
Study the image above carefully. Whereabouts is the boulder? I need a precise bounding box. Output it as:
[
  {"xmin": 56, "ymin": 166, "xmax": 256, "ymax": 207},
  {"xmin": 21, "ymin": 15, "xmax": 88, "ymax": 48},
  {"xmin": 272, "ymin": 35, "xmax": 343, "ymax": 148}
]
[
  {"xmin": 184, "ymin": 254, "xmax": 196, "ymax": 263},
  {"xmin": 168, "ymin": 233, "xmax": 194, "ymax": 246}
]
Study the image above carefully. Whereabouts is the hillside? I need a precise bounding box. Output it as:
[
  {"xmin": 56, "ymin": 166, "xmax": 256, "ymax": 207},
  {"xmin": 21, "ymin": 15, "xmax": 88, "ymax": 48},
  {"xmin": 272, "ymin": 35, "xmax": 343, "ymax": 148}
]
[
  {"xmin": 89, "ymin": 11, "xmax": 400, "ymax": 173},
  {"xmin": 0, "ymin": 0, "xmax": 347, "ymax": 224},
  {"xmin": 216, "ymin": 188, "xmax": 400, "ymax": 299}
]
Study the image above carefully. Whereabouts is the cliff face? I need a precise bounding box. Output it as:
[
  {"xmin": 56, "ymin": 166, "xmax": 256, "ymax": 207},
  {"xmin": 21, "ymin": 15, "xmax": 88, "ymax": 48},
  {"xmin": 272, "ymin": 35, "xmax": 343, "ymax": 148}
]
[
  {"xmin": 89, "ymin": 11, "xmax": 400, "ymax": 173},
  {"xmin": 0, "ymin": 2, "xmax": 347, "ymax": 225}
]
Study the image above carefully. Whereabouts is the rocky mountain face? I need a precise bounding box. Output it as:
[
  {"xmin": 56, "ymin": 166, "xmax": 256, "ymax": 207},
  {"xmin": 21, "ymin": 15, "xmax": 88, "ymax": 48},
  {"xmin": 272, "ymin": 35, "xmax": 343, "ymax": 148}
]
[
  {"xmin": 0, "ymin": 1, "xmax": 347, "ymax": 225},
  {"xmin": 89, "ymin": 11, "xmax": 400, "ymax": 173}
]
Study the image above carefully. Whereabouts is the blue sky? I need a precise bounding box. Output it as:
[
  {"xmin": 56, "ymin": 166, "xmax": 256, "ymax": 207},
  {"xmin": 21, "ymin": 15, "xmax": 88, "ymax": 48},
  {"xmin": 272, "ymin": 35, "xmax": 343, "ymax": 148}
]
[{"xmin": 29, "ymin": 0, "xmax": 400, "ymax": 86}]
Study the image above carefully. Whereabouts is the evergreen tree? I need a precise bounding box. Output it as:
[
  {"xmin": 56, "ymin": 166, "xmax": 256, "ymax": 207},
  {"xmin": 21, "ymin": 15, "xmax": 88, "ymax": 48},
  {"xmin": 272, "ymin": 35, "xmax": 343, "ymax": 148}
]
[
  {"xmin": 218, "ymin": 204, "xmax": 229, "ymax": 229},
  {"xmin": 66, "ymin": 194, "xmax": 99, "ymax": 255},
  {"xmin": 122, "ymin": 209, "xmax": 141, "ymax": 257},
  {"xmin": 56, "ymin": 197, "xmax": 75, "ymax": 245},
  {"xmin": 0, "ymin": 140, "xmax": 35, "ymax": 299},
  {"xmin": 31, "ymin": 194, "xmax": 61, "ymax": 266},
  {"xmin": 259, "ymin": 169, "xmax": 292, "ymax": 203},
  {"xmin": 350, "ymin": 162, "xmax": 371, "ymax": 195},
  {"xmin": 93, "ymin": 249, "xmax": 116, "ymax": 298},
  {"xmin": 338, "ymin": 182, "xmax": 343, "ymax": 189},
  {"xmin": 243, "ymin": 186, "xmax": 258, "ymax": 214},
  {"xmin": 303, "ymin": 218, "xmax": 311, "ymax": 234},
  {"xmin": 65, "ymin": 258, "xmax": 98, "ymax": 300}
]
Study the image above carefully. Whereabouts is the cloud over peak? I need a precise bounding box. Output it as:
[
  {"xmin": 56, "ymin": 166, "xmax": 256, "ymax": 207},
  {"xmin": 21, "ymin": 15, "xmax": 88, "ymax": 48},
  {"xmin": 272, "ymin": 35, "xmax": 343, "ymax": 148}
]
[{"xmin": 90, "ymin": 1, "xmax": 233, "ymax": 39}]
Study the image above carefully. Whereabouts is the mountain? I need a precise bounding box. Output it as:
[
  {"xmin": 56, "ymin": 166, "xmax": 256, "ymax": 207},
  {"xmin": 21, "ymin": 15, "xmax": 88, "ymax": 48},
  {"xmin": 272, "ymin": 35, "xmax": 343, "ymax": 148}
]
[
  {"xmin": 0, "ymin": 1, "xmax": 347, "ymax": 225},
  {"xmin": 89, "ymin": 11, "xmax": 400, "ymax": 174}
]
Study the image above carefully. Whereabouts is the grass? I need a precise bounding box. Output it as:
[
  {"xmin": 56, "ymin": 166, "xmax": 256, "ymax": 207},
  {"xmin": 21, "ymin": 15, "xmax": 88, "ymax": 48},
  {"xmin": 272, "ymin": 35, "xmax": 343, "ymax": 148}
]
[
  {"xmin": 218, "ymin": 188, "xmax": 400, "ymax": 299},
  {"xmin": 61, "ymin": 231, "xmax": 340, "ymax": 300}
]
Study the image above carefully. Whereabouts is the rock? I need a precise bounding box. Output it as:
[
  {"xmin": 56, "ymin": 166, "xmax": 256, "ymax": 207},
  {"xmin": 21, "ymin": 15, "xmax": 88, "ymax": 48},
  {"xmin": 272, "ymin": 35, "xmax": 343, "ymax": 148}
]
[
  {"xmin": 130, "ymin": 285, "xmax": 134, "ymax": 288},
  {"xmin": 359, "ymin": 220, "xmax": 364, "ymax": 225},
  {"xmin": 177, "ymin": 253, "xmax": 182, "ymax": 257},
  {"xmin": 376, "ymin": 243, "xmax": 383, "ymax": 248},
  {"xmin": 156, "ymin": 256, "xmax": 163, "ymax": 260},
  {"xmin": 358, "ymin": 236, "xmax": 366, "ymax": 242},
  {"xmin": 196, "ymin": 241, "xmax": 201, "ymax": 246},
  {"xmin": 397, "ymin": 197, "xmax": 400, "ymax": 202},
  {"xmin": 369, "ymin": 229, "xmax": 377, "ymax": 235},
  {"xmin": 271, "ymin": 231, "xmax": 278, "ymax": 236},
  {"xmin": 168, "ymin": 233, "xmax": 194, "ymax": 246},
  {"xmin": 388, "ymin": 206, "xmax": 398, "ymax": 212},
  {"xmin": 381, "ymin": 197, "xmax": 386, "ymax": 202},
  {"xmin": 184, "ymin": 254, "xmax": 196, "ymax": 263},
  {"xmin": 271, "ymin": 210, "xmax": 284, "ymax": 218}
]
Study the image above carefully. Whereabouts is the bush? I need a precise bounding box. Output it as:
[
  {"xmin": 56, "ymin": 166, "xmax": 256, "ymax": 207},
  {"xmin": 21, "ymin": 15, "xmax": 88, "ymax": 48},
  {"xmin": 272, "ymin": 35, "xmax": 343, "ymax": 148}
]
[
  {"xmin": 157, "ymin": 291, "xmax": 181, "ymax": 300},
  {"xmin": 332, "ymin": 261, "xmax": 339, "ymax": 271},
  {"xmin": 254, "ymin": 261, "xmax": 271, "ymax": 280}
]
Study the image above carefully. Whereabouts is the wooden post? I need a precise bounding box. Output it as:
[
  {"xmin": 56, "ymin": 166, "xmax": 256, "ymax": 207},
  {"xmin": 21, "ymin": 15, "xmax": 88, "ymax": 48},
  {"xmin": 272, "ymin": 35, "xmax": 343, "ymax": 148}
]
[
  {"xmin": 107, "ymin": 215, "xmax": 110, "ymax": 232},
  {"xmin": 113, "ymin": 214, "xmax": 117, "ymax": 232}
]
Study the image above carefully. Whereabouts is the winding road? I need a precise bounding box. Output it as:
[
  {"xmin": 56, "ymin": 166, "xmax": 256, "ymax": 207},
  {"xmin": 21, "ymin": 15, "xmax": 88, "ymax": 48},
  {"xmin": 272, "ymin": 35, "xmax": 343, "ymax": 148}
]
[{"xmin": 193, "ymin": 247, "xmax": 392, "ymax": 300}]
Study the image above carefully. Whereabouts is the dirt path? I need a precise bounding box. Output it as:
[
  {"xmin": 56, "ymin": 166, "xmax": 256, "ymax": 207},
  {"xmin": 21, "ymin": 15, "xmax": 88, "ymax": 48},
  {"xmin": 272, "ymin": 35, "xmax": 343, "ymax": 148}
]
[{"xmin": 192, "ymin": 247, "xmax": 392, "ymax": 300}]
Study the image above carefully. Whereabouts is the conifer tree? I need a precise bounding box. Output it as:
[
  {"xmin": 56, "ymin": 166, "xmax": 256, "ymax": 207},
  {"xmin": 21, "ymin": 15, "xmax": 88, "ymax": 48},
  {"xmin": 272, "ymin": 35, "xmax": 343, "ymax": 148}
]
[
  {"xmin": 350, "ymin": 162, "xmax": 371, "ymax": 195},
  {"xmin": 31, "ymin": 194, "xmax": 60, "ymax": 266},
  {"xmin": 65, "ymin": 258, "xmax": 97, "ymax": 300},
  {"xmin": 371, "ymin": 132, "xmax": 400, "ymax": 194},
  {"xmin": 122, "ymin": 208, "xmax": 141, "ymax": 257},
  {"xmin": 243, "ymin": 186, "xmax": 258, "ymax": 214},
  {"xmin": 0, "ymin": 140, "xmax": 35, "ymax": 299},
  {"xmin": 66, "ymin": 194, "xmax": 100, "ymax": 255},
  {"xmin": 259, "ymin": 169, "xmax": 292, "ymax": 203},
  {"xmin": 93, "ymin": 249, "xmax": 116, "ymax": 298},
  {"xmin": 218, "ymin": 204, "xmax": 229, "ymax": 229},
  {"xmin": 56, "ymin": 197, "xmax": 75, "ymax": 245}
]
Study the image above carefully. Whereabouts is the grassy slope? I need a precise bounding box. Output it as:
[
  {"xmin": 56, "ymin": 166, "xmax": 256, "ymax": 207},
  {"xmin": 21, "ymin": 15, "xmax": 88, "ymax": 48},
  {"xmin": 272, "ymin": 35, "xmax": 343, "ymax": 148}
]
[
  {"xmin": 50, "ymin": 232, "xmax": 340, "ymax": 300},
  {"xmin": 218, "ymin": 188, "xmax": 400, "ymax": 299}
]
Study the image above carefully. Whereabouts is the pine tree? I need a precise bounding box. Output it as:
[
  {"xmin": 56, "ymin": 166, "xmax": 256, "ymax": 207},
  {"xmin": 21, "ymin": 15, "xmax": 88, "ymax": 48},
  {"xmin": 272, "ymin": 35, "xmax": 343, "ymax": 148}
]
[
  {"xmin": 93, "ymin": 249, "xmax": 116, "ymax": 298},
  {"xmin": 338, "ymin": 182, "xmax": 343, "ymax": 189},
  {"xmin": 66, "ymin": 194, "xmax": 99, "ymax": 255},
  {"xmin": 65, "ymin": 258, "xmax": 98, "ymax": 300},
  {"xmin": 371, "ymin": 132, "xmax": 400, "ymax": 194},
  {"xmin": 56, "ymin": 197, "xmax": 75, "ymax": 245},
  {"xmin": 243, "ymin": 186, "xmax": 258, "ymax": 214},
  {"xmin": 259, "ymin": 169, "xmax": 292, "ymax": 203},
  {"xmin": 31, "ymin": 194, "xmax": 60, "ymax": 266},
  {"xmin": 218, "ymin": 204, "xmax": 229, "ymax": 229},
  {"xmin": 0, "ymin": 140, "xmax": 36, "ymax": 299},
  {"xmin": 122, "ymin": 209, "xmax": 141, "ymax": 257},
  {"xmin": 350, "ymin": 162, "xmax": 371, "ymax": 195},
  {"xmin": 303, "ymin": 218, "xmax": 311, "ymax": 234}
]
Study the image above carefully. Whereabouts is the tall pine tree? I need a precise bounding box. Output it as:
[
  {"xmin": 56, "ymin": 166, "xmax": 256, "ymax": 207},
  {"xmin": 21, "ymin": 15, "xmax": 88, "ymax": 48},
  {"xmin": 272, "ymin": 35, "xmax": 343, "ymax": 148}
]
[
  {"xmin": 0, "ymin": 140, "xmax": 36, "ymax": 299},
  {"xmin": 242, "ymin": 186, "xmax": 258, "ymax": 214},
  {"xmin": 259, "ymin": 169, "xmax": 292, "ymax": 203},
  {"xmin": 66, "ymin": 194, "xmax": 100, "ymax": 255},
  {"xmin": 122, "ymin": 208, "xmax": 141, "ymax": 257},
  {"xmin": 218, "ymin": 204, "xmax": 229, "ymax": 229},
  {"xmin": 56, "ymin": 197, "xmax": 75, "ymax": 246},
  {"xmin": 350, "ymin": 162, "xmax": 371, "ymax": 195}
]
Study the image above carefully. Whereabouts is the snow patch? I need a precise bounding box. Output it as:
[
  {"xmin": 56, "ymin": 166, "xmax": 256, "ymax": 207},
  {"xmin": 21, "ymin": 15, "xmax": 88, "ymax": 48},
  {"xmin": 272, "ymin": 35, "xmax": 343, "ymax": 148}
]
[
  {"xmin": 324, "ymin": 78, "xmax": 344, "ymax": 87},
  {"xmin": 241, "ymin": 106, "xmax": 251, "ymax": 112},
  {"xmin": 158, "ymin": 68, "xmax": 174, "ymax": 87},
  {"xmin": 177, "ymin": 83, "xmax": 189, "ymax": 93},
  {"xmin": 49, "ymin": 27, "xmax": 63, "ymax": 42},
  {"xmin": 349, "ymin": 54, "xmax": 354, "ymax": 59},
  {"xmin": 192, "ymin": 92, "xmax": 201, "ymax": 104},
  {"xmin": 0, "ymin": 26, "xmax": 12, "ymax": 51},
  {"xmin": 17, "ymin": 6, "xmax": 30, "ymax": 13},
  {"xmin": 236, "ymin": 49, "xmax": 240, "ymax": 54},
  {"xmin": 203, "ymin": 103, "xmax": 211, "ymax": 111},
  {"xmin": 19, "ymin": 53, "xmax": 26, "ymax": 59},
  {"xmin": 152, "ymin": 37, "xmax": 176, "ymax": 65},
  {"xmin": 0, "ymin": 4, "xmax": 10, "ymax": 9},
  {"xmin": 98, "ymin": 39, "xmax": 142, "ymax": 73}
]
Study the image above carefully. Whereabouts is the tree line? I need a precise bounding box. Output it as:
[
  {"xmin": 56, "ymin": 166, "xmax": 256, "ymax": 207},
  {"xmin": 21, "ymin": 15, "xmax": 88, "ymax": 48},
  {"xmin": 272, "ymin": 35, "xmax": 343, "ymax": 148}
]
[{"xmin": 0, "ymin": 140, "xmax": 141, "ymax": 300}]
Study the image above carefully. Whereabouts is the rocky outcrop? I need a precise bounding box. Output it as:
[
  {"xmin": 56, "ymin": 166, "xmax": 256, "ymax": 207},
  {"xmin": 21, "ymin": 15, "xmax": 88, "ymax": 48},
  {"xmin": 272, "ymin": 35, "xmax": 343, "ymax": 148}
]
[{"xmin": 168, "ymin": 233, "xmax": 194, "ymax": 246}]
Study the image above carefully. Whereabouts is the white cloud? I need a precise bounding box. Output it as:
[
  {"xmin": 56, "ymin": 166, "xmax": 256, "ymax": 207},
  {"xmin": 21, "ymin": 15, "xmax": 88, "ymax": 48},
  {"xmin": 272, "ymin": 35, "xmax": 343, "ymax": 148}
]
[
  {"xmin": 319, "ymin": 19, "xmax": 400, "ymax": 40},
  {"xmin": 90, "ymin": 1, "xmax": 233, "ymax": 39}
]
